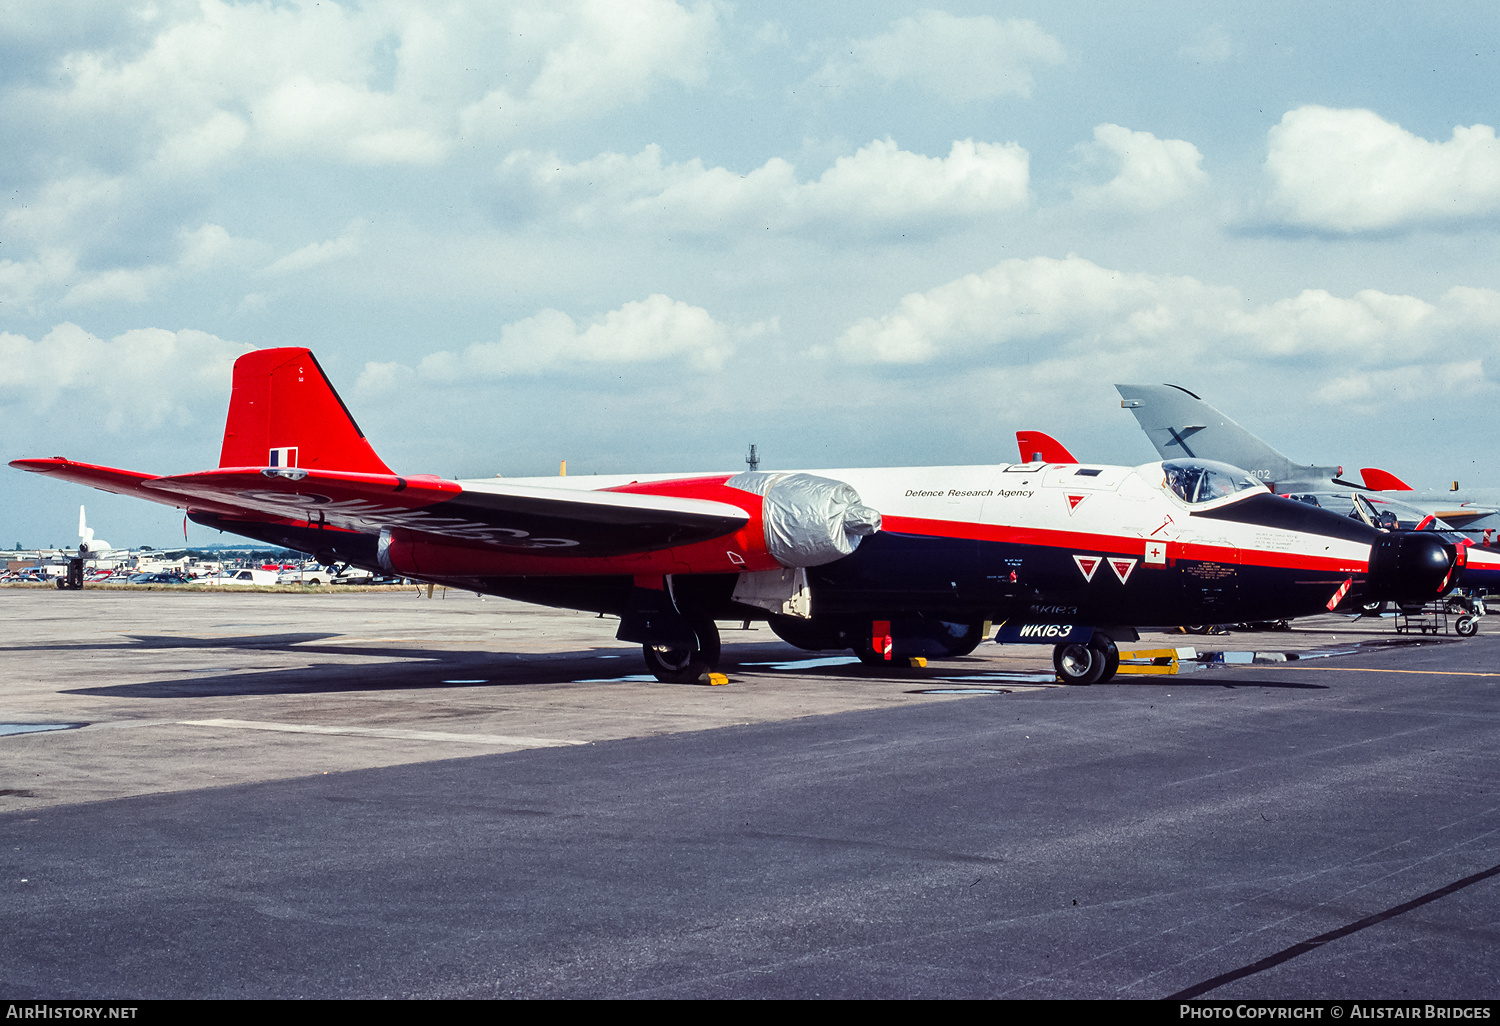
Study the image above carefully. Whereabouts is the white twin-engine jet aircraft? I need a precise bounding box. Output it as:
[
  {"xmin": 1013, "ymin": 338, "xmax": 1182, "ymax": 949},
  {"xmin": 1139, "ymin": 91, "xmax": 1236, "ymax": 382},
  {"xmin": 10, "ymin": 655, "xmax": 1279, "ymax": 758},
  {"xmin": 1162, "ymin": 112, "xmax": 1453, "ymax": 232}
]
[
  {"xmin": 77, "ymin": 505, "xmax": 115, "ymax": 557},
  {"xmin": 11, "ymin": 348, "xmax": 1458, "ymax": 684}
]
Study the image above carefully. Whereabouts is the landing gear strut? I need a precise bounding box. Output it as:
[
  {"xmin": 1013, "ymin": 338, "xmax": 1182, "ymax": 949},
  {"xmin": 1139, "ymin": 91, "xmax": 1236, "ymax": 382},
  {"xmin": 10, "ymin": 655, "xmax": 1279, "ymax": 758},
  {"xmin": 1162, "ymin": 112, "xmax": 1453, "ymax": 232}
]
[
  {"xmin": 642, "ymin": 615, "xmax": 721, "ymax": 683},
  {"xmin": 1052, "ymin": 634, "xmax": 1119, "ymax": 685}
]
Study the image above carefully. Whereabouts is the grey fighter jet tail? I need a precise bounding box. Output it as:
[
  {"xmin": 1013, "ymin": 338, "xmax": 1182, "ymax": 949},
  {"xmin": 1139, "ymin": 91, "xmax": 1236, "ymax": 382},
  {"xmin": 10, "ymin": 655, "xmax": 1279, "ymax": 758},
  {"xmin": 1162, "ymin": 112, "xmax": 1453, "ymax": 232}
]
[{"xmin": 1115, "ymin": 383, "xmax": 1346, "ymax": 492}]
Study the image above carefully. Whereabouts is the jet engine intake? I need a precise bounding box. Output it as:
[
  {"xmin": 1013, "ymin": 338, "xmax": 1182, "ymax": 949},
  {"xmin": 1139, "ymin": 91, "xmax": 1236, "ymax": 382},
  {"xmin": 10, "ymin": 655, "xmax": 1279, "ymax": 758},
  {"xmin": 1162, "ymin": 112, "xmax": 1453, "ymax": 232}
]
[
  {"xmin": 1367, "ymin": 532, "xmax": 1454, "ymax": 604},
  {"xmin": 726, "ymin": 472, "xmax": 881, "ymax": 568}
]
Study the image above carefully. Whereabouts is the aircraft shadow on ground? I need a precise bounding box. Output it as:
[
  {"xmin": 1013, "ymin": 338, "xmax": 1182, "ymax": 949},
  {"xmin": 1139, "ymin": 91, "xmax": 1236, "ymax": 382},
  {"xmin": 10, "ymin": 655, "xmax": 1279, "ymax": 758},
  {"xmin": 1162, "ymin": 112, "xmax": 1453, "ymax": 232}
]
[
  {"xmin": 60, "ymin": 632, "xmax": 649, "ymax": 698},
  {"xmin": 2, "ymin": 632, "xmax": 345, "ymax": 654},
  {"xmin": 57, "ymin": 635, "xmax": 1010, "ymax": 698},
  {"xmin": 65, "ymin": 658, "xmax": 616, "ymax": 698},
  {"xmin": 49, "ymin": 631, "xmax": 1333, "ymax": 698}
]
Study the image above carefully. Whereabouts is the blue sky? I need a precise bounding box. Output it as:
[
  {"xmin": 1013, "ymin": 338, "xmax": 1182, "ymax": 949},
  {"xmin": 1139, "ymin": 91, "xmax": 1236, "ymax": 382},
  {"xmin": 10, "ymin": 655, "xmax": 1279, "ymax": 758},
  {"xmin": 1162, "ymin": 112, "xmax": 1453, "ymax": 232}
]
[{"xmin": 5, "ymin": 1, "xmax": 1500, "ymax": 547}]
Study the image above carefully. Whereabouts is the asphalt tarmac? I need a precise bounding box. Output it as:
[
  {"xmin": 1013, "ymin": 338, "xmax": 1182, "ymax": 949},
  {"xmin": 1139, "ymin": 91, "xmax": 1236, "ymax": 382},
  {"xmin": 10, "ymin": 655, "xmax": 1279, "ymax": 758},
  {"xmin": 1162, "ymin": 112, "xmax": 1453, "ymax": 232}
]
[{"xmin": 1, "ymin": 589, "xmax": 1496, "ymax": 999}]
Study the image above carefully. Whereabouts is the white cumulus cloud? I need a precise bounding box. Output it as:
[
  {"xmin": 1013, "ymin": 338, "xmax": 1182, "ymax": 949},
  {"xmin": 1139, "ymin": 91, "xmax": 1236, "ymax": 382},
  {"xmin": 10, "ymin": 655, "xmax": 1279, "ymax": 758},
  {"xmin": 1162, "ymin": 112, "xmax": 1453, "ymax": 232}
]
[
  {"xmin": 61, "ymin": 223, "xmax": 252, "ymax": 307},
  {"xmin": 358, "ymin": 294, "xmax": 760, "ymax": 391},
  {"xmin": 458, "ymin": 0, "xmax": 721, "ymax": 140},
  {"xmin": 812, "ymin": 10, "xmax": 1064, "ymax": 102},
  {"xmin": 1072, "ymin": 124, "xmax": 1208, "ymax": 212},
  {"xmin": 0, "ymin": 323, "xmax": 250, "ymax": 434},
  {"xmin": 0, "ymin": 250, "xmax": 78, "ymax": 313},
  {"xmin": 261, "ymin": 221, "xmax": 366, "ymax": 278},
  {"xmin": 833, "ymin": 256, "xmax": 1500, "ymax": 409},
  {"xmin": 504, "ymin": 137, "xmax": 1029, "ymax": 234},
  {"xmin": 1265, "ymin": 106, "xmax": 1500, "ymax": 232},
  {"xmin": 1317, "ymin": 359, "xmax": 1490, "ymax": 406},
  {"xmin": 21, "ymin": 0, "xmax": 720, "ymax": 170},
  {"xmin": 253, "ymin": 75, "xmax": 450, "ymax": 166}
]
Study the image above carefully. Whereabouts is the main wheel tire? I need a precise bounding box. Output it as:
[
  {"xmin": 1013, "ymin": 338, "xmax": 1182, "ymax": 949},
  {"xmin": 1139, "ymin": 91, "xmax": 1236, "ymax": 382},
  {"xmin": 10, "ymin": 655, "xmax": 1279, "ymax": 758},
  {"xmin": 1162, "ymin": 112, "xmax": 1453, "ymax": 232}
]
[
  {"xmin": 937, "ymin": 622, "xmax": 987, "ymax": 658},
  {"xmin": 767, "ymin": 614, "xmax": 846, "ymax": 652},
  {"xmin": 642, "ymin": 643, "xmax": 708, "ymax": 683},
  {"xmin": 1054, "ymin": 641, "xmax": 1105, "ymax": 685},
  {"xmin": 853, "ymin": 636, "xmax": 895, "ymax": 667},
  {"xmin": 1093, "ymin": 635, "xmax": 1120, "ymax": 683},
  {"xmin": 642, "ymin": 615, "xmax": 721, "ymax": 683}
]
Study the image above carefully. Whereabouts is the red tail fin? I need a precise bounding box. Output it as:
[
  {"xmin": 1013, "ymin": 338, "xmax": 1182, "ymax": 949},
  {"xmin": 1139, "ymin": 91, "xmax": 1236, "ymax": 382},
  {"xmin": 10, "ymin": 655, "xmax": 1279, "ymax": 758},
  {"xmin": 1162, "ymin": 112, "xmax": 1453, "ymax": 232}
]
[
  {"xmin": 218, "ymin": 348, "xmax": 393, "ymax": 474},
  {"xmin": 1360, "ymin": 467, "xmax": 1413, "ymax": 491},
  {"xmin": 1015, "ymin": 430, "xmax": 1079, "ymax": 464}
]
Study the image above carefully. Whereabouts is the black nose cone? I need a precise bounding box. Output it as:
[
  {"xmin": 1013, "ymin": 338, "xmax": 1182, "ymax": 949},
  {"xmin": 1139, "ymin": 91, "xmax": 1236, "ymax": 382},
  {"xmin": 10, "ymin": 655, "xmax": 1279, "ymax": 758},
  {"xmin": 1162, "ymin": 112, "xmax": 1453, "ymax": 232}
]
[{"xmin": 1368, "ymin": 532, "xmax": 1453, "ymax": 603}]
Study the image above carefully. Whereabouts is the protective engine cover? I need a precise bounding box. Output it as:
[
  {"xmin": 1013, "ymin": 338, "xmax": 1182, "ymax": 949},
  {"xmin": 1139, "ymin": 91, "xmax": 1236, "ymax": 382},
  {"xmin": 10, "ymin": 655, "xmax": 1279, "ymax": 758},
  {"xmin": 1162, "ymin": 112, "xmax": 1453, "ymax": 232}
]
[{"xmin": 726, "ymin": 472, "xmax": 881, "ymax": 568}]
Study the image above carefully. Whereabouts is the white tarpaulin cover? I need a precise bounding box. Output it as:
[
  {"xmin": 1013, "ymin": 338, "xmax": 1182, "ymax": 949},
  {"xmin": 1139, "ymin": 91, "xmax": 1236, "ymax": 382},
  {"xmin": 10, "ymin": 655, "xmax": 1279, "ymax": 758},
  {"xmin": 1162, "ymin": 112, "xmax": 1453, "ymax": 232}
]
[{"xmin": 726, "ymin": 472, "xmax": 881, "ymax": 567}]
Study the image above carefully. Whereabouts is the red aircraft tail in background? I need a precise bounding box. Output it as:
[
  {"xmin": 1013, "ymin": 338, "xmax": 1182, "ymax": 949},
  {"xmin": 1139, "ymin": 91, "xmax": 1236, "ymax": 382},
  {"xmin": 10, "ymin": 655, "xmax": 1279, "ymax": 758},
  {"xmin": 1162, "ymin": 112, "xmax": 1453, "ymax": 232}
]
[
  {"xmin": 1359, "ymin": 467, "xmax": 1414, "ymax": 491},
  {"xmin": 1015, "ymin": 431, "xmax": 1078, "ymax": 465},
  {"xmin": 218, "ymin": 348, "xmax": 393, "ymax": 475}
]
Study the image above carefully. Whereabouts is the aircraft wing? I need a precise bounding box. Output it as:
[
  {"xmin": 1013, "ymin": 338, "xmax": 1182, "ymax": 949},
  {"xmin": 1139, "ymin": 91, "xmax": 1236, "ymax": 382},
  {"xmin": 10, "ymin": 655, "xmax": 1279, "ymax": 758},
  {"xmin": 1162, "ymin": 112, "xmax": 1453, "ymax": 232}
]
[
  {"xmin": 1427, "ymin": 507, "xmax": 1500, "ymax": 529},
  {"xmin": 10, "ymin": 459, "xmax": 750, "ymax": 558},
  {"xmin": 9, "ymin": 457, "xmax": 263, "ymax": 519}
]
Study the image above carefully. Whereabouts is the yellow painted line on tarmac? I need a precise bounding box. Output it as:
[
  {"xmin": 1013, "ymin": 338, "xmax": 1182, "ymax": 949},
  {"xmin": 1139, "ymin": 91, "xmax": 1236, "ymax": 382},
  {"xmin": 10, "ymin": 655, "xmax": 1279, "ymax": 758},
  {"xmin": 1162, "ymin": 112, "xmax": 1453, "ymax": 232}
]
[
  {"xmin": 1273, "ymin": 667, "xmax": 1500, "ymax": 678},
  {"xmin": 179, "ymin": 718, "xmax": 587, "ymax": 747}
]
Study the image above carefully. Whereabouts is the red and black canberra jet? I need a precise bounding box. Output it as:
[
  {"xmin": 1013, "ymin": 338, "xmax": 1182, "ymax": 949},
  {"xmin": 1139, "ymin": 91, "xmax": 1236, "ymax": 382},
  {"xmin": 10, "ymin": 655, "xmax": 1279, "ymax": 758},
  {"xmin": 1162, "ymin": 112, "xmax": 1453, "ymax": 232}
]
[{"xmin": 12, "ymin": 347, "xmax": 1457, "ymax": 683}]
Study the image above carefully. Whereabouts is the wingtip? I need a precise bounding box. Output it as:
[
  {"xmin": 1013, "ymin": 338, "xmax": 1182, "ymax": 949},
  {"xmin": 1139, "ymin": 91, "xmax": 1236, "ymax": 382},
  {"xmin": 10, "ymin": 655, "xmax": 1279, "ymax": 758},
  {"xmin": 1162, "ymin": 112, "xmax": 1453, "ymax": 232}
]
[{"xmin": 9, "ymin": 457, "xmax": 69, "ymax": 472}]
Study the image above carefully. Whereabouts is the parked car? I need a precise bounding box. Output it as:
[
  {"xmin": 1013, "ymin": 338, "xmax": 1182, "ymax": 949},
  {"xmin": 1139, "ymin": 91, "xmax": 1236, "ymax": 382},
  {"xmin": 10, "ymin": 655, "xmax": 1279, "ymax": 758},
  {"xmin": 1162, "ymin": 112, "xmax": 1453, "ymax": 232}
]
[
  {"xmin": 124, "ymin": 572, "xmax": 190, "ymax": 585},
  {"xmin": 278, "ymin": 565, "xmax": 334, "ymax": 585},
  {"xmin": 192, "ymin": 568, "xmax": 280, "ymax": 586}
]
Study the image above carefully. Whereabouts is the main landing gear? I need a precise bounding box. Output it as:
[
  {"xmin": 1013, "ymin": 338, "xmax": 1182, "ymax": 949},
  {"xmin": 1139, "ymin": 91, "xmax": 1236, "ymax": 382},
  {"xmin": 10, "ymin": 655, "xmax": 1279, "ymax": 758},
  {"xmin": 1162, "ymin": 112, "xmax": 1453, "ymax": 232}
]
[
  {"xmin": 1052, "ymin": 634, "xmax": 1119, "ymax": 685},
  {"xmin": 851, "ymin": 621, "xmax": 988, "ymax": 666},
  {"xmin": 641, "ymin": 614, "xmax": 721, "ymax": 684}
]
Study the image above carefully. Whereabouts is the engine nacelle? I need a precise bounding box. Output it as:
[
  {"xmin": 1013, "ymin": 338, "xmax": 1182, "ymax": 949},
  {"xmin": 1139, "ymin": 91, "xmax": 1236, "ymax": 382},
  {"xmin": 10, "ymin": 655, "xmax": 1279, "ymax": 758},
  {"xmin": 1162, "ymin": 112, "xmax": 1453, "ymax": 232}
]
[
  {"xmin": 725, "ymin": 472, "xmax": 881, "ymax": 568},
  {"xmin": 1367, "ymin": 532, "xmax": 1454, "ymax": 604}
]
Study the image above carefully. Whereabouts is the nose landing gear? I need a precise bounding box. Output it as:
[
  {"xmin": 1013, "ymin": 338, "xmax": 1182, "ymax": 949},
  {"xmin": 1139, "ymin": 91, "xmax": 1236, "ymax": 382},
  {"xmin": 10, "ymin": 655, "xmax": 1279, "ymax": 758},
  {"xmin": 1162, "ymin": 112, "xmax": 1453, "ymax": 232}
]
[{"xmin": 1053, "ymin": 634, "xmax": 1120, "ymax": 685}]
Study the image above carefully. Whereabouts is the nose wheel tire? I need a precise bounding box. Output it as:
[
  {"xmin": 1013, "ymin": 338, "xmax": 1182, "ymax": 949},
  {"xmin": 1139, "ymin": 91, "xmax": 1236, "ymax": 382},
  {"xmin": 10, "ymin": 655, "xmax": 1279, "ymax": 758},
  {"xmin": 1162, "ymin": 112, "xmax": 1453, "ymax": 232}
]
[{"xmin": 1053, "ymin": 635, "xmax": 1119, "ymax": 685}]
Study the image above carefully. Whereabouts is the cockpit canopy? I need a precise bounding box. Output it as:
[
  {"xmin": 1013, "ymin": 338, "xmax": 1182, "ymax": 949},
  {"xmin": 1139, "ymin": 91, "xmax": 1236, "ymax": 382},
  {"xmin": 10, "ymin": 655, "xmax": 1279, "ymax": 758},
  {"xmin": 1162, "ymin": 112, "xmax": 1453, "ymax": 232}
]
[{"xmin": 1156, "ymin": 459, "xmax": 1268, "ymax": 505}]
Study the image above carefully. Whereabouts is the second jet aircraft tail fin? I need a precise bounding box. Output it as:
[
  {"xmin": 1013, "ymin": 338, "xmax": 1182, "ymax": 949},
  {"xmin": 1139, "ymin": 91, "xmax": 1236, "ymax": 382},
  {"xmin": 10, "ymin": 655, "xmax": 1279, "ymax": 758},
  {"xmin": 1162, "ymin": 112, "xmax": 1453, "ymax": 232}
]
[{"xmin": 1114, "ymin": 383, "xmax": 1341, "ymax": 491}]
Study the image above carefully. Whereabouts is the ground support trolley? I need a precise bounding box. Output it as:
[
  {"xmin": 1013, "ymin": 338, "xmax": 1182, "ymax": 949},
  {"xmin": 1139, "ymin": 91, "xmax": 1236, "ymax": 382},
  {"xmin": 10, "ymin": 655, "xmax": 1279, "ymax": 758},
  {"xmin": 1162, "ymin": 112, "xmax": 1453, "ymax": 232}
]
[{"xmin": 1395, "ymin": 596, "xmax": 1481, "ymax": 637}]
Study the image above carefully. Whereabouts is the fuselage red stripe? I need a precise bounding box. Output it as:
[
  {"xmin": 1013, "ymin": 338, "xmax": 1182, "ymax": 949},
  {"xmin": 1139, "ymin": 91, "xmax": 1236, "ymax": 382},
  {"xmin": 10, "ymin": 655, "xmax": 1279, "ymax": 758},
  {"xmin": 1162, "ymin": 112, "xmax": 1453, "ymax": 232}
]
[{"xmin": 879, "ymin": 514, "xmax": 1369, "ymax": 575}]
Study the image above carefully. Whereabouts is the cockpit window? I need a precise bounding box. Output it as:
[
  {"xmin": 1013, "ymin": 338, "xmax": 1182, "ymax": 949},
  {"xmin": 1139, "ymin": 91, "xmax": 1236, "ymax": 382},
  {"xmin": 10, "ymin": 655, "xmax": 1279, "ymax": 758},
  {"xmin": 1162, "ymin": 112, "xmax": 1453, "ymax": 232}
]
[{"xmin": 1159, "ymin": 460, "xmax": 1265, "ymax": 505}]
